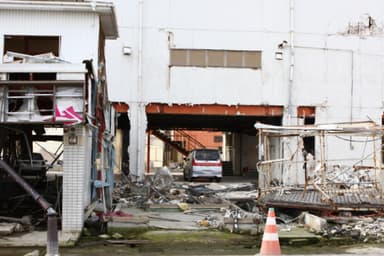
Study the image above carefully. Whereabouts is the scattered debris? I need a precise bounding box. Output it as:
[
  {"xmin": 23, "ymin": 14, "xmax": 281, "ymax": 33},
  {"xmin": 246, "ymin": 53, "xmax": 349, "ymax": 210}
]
[
  {"xmin": 110, "ymin": 134, "xmax": 384, "ymax": 244},
  {"xmin": 98, "ymin": 234, "xmax": 110, "ymax": 239},
  {"xmin": 104, "ymin": 210, "xmax": 149, "ymax": 224},
  {"xmin": 152, "ymin": 167, "xmax": 174, "ymax": 192},
  {"xmin": 302, "ymin": 212, "xmax": 327, "ymax": 232},
  {"xmin": 0, "ymin": 223, "xmax": 17, "ymax": 236},
  {"xmin": 321, "ymin": 216, "xmax": 384, "ymax": 242},
  {"xmin": 111, "ymin": 232, "xmax": 124, "ymax": 239},
  {"xmin": 111, "ymin": 173, "xmax": 262, "ymax": 234}
]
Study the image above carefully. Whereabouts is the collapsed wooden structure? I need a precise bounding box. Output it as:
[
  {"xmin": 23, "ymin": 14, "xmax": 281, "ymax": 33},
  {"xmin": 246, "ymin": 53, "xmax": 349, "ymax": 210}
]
[{"xmin": 255, "ymin": 121, "xmax": 384, "ymax": 212}]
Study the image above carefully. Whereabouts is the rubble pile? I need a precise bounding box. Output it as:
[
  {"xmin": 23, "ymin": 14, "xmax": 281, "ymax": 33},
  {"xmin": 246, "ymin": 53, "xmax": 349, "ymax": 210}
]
[
  {"xmin": 111, "ymin": 170, "xmax": 384, "ymax": 243},
  {"xmin": 277, "ymin": 210, "xmax": 384, "ymax": 243},
  {"xmin": 111, "ymin": 170, "xmax": 263, "ymax": 232},
  {"xmin": 322, "ymin": 165, "xmax": 375, "ymax": 189},
  {"xmin": 0, "ymin": 215, "xmax": 32, "ymax": 236},
  {"xmin": 113, "ymin": 168, "xmax": 258, "ymax": 210},
  {"xmin": 322, "ymin": 217, "xmax": 384, "ymax": 242}
]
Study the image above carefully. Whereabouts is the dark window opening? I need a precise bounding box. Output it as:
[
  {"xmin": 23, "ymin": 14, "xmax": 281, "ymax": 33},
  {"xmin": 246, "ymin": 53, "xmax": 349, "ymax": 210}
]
[
  {"xmin": 4, "ymin": 35, "xmax": 60, "ymax": 57},
  {"xmin": 213, "ymin": 135, "xmax": 223, "ymax": 143},
  {"xmin": 298, "ymin": 106, "xmax": 315, "ymax": 155},
  {"xmin": 303, "ymin": 116, "xmax": 315, "ymax": 155}
]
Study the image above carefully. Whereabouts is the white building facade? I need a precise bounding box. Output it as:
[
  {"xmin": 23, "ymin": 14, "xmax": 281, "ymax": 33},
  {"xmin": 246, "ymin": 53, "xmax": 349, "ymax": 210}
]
[
  {"xmin": 106, "ymin": 0, "xmax": 384, "ymax": 182},
  {"xmin": 0, "ymin": 0, "xmax": 118, "ymax": 233}
]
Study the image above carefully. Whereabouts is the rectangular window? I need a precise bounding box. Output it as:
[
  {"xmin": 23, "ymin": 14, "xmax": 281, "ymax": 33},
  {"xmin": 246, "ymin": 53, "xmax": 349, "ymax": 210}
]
[
  {"xmin": 214, "ymin": 135, "xmax": 223, "ymax": 143},
  {"xmin": 4, "ymin": 35, "xmax": 60, "ymax": 57},
  {"xmin": 170, "ymin": 49, "xmax": 261, "ymax": 69}
]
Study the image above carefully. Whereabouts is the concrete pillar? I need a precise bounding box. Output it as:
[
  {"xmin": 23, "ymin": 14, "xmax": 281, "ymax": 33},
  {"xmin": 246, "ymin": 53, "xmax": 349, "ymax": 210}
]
[
  {"xmin": 128, "ymin": 103, "xmax": 147, "ymax": 180},
  {"xmin": 232, "ymin": 133, "xmax": 241, "ymax": 175},
  {"xmin": 62, "ymin": 125, "xmax": 92, "ymax": 232},
  {"xmin": 281, "ymin": 110, "xmax": 305, "ymax": 185},
  {"xmin": 223, "ymin": 132, "xmax": 232, "ymax": 161}
]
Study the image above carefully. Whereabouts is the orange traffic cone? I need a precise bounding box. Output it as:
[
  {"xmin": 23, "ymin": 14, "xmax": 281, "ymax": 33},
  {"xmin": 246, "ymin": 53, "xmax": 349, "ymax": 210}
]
[{"xmin": 259, "ymin": 208, "xmax": 281, "ymax": 256}]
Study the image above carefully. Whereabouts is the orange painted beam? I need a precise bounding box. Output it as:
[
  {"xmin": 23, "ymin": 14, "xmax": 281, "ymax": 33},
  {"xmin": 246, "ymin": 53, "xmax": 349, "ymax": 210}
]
[
  {"xmin": 297, "ymin": 106, "xmax": 315, "ymax": 118},
  {"xmin": 146, "ymin": 103, "xmax": 283, "ymax": 116},
  {"xmin": 112, "ymin": 102, "xmax": 129, "ymax": 113}
]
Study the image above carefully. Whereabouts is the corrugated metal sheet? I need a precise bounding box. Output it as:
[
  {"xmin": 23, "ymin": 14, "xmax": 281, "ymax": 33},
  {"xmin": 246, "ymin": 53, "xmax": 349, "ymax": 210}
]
[{"xmin": 263, "ymin": 188, "xmax": 384, "ymax": 211}]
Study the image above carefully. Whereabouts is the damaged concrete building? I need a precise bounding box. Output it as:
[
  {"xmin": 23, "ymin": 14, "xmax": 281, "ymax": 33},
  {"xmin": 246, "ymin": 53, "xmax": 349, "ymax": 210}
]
[
  {"xmin": 106, "ymin": 0, "xmax": 384, "ymax": 184},
  {"xmin": 0, "ymin": 0, "xmax": 118, "ymax": 239}
]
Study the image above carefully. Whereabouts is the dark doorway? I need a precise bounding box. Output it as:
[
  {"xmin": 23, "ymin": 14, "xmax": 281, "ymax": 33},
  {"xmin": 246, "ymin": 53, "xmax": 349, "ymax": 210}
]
[
  {"xmin": 298, "ymin": 106, "xmax": 315, "ymax": 155},
  {"xmin": 117, "ymin": 113, "xmax": 130, "ymax": 175}
]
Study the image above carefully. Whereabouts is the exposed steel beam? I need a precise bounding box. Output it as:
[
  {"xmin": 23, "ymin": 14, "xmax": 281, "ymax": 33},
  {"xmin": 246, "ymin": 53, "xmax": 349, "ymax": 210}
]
[
  {"xmin": 297, "ymin": 106, "xmax": 316, "ymax": 118},
  {"xmin": 146, "ymin": 103, "xmax": 283, "ymax": 116},
  {"xmin": 112, "ymin": 102, "xmax": 129, "ymax": 113}
]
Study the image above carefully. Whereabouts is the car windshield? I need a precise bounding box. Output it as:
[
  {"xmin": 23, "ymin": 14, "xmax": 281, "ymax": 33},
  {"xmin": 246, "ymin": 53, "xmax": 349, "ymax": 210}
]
[{"xmin": 194, "ymin": 150, "xmax": 220, "ymax": 161}]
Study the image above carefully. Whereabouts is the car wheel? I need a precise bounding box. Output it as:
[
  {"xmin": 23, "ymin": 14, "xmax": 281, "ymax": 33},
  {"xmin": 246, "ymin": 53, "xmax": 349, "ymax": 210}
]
[{"xmin": 215, "ymin": 177, "xmax": 221, "ymax": 183}]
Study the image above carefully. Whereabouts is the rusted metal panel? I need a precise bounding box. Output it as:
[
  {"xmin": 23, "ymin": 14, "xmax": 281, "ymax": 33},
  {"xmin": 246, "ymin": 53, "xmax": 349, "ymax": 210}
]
[
  {"xmin": 297, "ymin": 106, "xmax": 315, "ymax": 118},
  {"xmin": 145, "ymin": 103, "xmax": 284, "ymax": 116},
  {"xmin": 112, "ymin": 102, "xmax": 129, "ymax": 113}
]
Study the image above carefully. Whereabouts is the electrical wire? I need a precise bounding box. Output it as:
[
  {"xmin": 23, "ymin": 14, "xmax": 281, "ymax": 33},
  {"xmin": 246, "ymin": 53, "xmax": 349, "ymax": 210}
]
[{"xmin": 335, "ymin": 135, "xmax": 382, "ymax": 143}]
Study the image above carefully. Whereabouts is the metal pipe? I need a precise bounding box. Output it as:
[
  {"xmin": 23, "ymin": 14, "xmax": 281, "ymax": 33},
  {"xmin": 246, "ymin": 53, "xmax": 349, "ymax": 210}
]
[
  {"xmin": 136, "ymin": 0, "xmax": 144, "ymax": 179},
  {"xmin": 146, "ymin": 131, "xmax": 150, "ymax": 174},
  {"xmin": 0, "ymin": 160, "xmax": 59, "ymax": 255},
  {"xmin": 46, "ymin": 208, "xmax": 59, "ymax": 256},
  {"xmin": 0, "ymin": 160, "xmax": 49, "ymax": 209},
  {"xmin": 287, "ymin": 0, "xmax": 295, "ymax": 116}
]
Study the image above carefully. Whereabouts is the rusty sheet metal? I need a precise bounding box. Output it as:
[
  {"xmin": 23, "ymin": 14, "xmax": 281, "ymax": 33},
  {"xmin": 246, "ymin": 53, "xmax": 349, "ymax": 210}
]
[
  {"xmin": 262, "ymin": 189, "xmax": 384, "ymax": 211},
  {"xmin": 146, "ymin": 103, "xmax": 284, "ymax": 116}
]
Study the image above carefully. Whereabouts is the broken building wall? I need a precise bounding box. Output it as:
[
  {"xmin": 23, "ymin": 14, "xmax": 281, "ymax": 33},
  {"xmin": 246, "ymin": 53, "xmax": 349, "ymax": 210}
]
[
  {"xmin": 0, "ymin": 1, "xmax": 118, "ymax": 232},
  {"xmin": 106, "ymin": 0, "xmax": 384, "ymax": 179},
  {"xmin": 0, "ymin": 10, "xmax": 100, "ymax": 66}
]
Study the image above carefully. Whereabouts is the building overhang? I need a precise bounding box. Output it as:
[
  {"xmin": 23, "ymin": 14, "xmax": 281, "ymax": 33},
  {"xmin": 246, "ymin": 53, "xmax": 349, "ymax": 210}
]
[{"xmin": 0, "ymin": 0, "xmax": 119, "ymax": 39}]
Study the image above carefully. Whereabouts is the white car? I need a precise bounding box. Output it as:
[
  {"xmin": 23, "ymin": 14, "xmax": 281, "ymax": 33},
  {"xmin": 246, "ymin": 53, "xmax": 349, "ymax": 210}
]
[{"xmin": 183, "ymin": 149, "xmax": 222, "ymax": 182}]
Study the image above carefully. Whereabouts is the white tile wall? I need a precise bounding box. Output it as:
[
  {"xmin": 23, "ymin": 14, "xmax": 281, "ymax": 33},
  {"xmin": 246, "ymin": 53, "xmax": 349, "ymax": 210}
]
[{"xmin": 62, "ymin": 126, "xmax": 92, "ymax": 232}]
